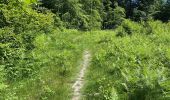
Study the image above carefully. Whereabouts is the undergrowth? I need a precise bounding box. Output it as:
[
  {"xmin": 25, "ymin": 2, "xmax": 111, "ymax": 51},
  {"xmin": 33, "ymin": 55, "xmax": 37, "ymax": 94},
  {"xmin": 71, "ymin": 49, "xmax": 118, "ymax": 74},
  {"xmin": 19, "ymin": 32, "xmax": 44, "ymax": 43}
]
[
  {"xmin": 0, "ymin": 29, "xmax": 86, "ymax": 100},
  {"xmin": 83, "ymin": 20, "xmax": 170, "ymax": 100}
]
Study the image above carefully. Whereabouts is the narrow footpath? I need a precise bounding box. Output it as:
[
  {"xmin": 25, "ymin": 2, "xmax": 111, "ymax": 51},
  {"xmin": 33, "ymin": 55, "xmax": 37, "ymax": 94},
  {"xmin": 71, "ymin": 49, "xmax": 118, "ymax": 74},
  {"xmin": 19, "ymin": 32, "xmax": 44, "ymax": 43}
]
[{"xmin": 72, "ymin": 50, "xmax": 91, "ymax": 100}]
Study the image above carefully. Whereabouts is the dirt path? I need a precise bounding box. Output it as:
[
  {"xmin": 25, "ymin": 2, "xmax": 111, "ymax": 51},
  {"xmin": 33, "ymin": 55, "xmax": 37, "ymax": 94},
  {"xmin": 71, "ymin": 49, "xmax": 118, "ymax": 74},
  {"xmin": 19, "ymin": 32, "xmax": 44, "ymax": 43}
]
[{"xmin": 72, "ymin": 50, "xmax": 91, "ymax": 100}]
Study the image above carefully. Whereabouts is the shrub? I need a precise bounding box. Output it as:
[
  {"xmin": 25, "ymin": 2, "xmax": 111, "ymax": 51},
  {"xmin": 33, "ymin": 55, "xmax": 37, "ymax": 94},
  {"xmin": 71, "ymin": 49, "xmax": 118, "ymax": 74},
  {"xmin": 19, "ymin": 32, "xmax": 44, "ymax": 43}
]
[
  {"xmin": 0, "ymin": 0, "xmax": 54, "ymax": 82},
  {"xmin": 116, "ymin": 19, "xmax": 142, "ymax": 37}
]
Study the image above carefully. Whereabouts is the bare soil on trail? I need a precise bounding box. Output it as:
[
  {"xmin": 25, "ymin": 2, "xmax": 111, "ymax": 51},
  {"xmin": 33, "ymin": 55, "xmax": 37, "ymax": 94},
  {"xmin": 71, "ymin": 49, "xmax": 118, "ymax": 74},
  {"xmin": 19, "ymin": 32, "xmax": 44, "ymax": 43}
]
[{"xmin": 72, "ymin": 50, "xmax": 91, "ymax": 100}]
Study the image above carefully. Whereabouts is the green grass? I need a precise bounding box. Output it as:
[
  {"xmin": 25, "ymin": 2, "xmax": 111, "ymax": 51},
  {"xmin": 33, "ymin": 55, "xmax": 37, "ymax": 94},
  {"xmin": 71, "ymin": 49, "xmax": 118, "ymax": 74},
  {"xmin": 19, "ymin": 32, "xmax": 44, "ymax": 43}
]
[
  {"xmin": 83, "ymin": 21, "xmax": 170, "ymax": 100},
  {"xmin": 0, "ymin": 29, "xmax": 88, "ymax": 100},
  {"xmin": 1, "ymin": 21, "xmax": 170, "ymax": 100}
]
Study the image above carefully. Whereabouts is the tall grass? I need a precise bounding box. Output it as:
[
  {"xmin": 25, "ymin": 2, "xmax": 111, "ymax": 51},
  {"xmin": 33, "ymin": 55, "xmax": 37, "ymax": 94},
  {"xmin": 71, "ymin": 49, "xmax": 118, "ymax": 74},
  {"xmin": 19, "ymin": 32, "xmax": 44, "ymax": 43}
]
[
  {"xmin": 83, "ymin": 20, "xmax": 170, "ymax": 100},
  {"xmin": 1, "ymin": 19, "xmax": 170, "ymax": 100},
  {"xmin": 0, "ymin": 29, "xmax": 87, "ymax": 99}
]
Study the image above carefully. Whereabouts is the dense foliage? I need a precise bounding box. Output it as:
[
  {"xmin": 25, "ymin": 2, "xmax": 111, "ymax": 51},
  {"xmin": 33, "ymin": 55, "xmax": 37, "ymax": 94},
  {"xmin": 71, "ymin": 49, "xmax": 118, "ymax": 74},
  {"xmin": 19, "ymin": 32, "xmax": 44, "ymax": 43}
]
[
  {"xmin": 83, "ymin": 20, "xmax": 170, "ymax": 100},
  {"xmin": 41, "ymin": 0, "xmax": 170, "ymax": 29},
  {"xmin": 0, "ymin": 0, "xmax": 170, "ymax": 99},
  {"xmin": 0, "ymin": 0, "xmax": 55, "ymax": 98}
]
